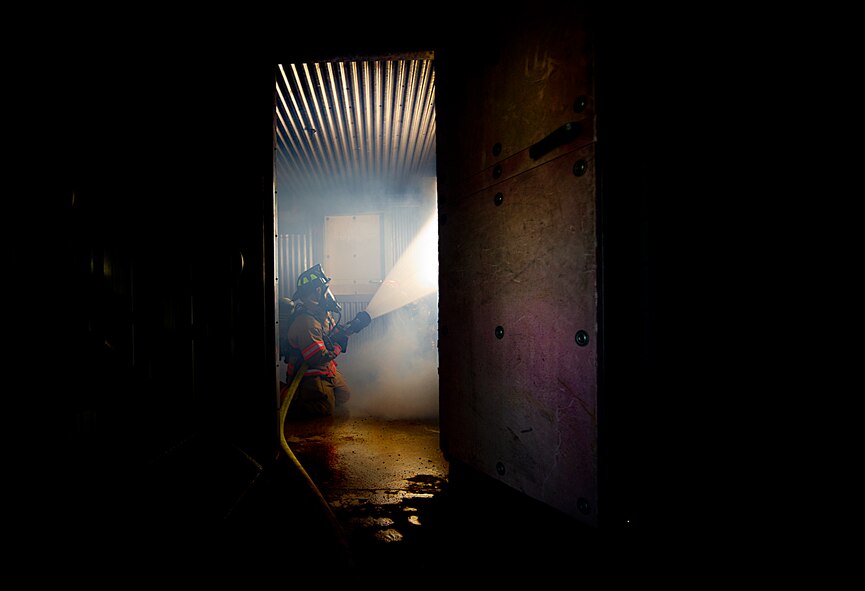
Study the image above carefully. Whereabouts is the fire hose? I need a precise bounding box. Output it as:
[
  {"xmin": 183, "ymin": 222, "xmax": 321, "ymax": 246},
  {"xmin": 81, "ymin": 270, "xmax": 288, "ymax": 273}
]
[
  {"xmin": 278, "ymin": 361, "xmax": 353, "ymax": 563},
  {"xmin": 277, "ymin": 310, "xmax": 372, "ymax": 564}
]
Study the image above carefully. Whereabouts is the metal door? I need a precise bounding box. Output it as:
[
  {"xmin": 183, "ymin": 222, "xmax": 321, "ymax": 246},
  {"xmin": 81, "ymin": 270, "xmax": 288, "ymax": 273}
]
[{"xmin": 437, "ymin": 7, "xmax": 599, "ymax": 527}]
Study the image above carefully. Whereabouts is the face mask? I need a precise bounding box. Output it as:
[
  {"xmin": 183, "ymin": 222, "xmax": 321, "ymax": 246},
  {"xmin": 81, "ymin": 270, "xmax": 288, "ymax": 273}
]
[{"xmin": 323, "ymin": 286, "xmax": 342, "ymax": 313}]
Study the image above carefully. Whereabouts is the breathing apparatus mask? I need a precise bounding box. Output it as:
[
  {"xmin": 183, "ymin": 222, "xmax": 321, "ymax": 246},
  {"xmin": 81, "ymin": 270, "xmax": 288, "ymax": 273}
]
[
  {"xmin": 322, "ymin": 284, "xmax": 341, "ymax": 314},
  {"xmin": 294, "ymin": 263, "xmax": 371, "ymax": 336}
]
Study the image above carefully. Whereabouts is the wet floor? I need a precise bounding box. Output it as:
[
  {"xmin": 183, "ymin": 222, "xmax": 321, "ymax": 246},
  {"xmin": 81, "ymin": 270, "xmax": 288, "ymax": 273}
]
[
  {"xmin": 277, "ymin": 415, "xmax": 604, "ymax": 584},
  {"xmin": 41, "ymin": 412, "xmax": 623, "ymax": 584},
  {"xmin": 283, "ymin": 416, "xmax": 448, "ymax": 580}
]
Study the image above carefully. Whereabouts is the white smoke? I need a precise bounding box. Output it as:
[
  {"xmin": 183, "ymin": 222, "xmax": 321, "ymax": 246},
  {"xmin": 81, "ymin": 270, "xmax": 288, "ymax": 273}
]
[{"xmin": 336, "ymin": 293, "xmax": 438, "ymax": 419}]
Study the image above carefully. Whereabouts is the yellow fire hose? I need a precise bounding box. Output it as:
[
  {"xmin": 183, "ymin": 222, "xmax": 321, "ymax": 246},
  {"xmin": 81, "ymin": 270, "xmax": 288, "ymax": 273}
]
[{"xmin": 278, "ymin": 363, "xmax": 353, "ymax": 564}]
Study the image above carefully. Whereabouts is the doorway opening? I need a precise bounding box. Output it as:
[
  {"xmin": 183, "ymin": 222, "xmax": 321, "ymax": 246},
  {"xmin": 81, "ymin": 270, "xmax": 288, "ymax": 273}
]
[{"xmin": 273, "ymin": 55, "xmax": 438, "ymax": 420}]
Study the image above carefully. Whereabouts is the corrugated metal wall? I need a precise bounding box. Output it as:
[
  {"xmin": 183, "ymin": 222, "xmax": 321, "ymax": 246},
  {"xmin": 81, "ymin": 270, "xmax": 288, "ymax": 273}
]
[
  {"xmin": 275, "ymin": 59, "xmax": 436, "ymax": 197},
  {"xmin": 277, "ymin": 232, "xmax": 313, "ymax": 301},
  {"xmin": 383, "ymin": 206, "xmax": 425, "ymax": 271}
]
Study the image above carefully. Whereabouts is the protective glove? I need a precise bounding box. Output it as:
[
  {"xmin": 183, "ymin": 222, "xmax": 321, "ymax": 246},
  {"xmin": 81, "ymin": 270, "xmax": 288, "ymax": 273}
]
[
  {"xmin": 333, "ymin": 331, "xmax": 349, "ymax": 352},
  {"xmin": 323, "ymin": 333, "xmax": 336, "ymax": 351}
]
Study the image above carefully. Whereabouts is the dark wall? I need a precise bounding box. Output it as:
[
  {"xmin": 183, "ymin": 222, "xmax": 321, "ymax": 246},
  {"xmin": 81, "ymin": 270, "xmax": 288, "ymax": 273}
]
[{"xmin": 36, "ymin": 58, "xmax": 279, "ymax": 539}]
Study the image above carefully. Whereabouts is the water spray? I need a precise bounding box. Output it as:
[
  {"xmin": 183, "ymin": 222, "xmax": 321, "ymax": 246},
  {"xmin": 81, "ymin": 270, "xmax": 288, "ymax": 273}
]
[{"xmin": 365, "ymin": 211, "xmax": 438, "ymax": 319}]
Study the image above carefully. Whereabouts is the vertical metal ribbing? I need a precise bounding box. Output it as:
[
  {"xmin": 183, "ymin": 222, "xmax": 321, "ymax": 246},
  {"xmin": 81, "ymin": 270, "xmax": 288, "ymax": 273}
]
[
  {"xmin": 280, "ymin": 64, "xmax": 316, "ymax": 174},
  {"xmin": 275, "ymin": 57, "xmax": 435, "ymax": 196},
  {"xmin": 363, "ymin": 61, "xmax": 373, "ymax": 181},
  {"xmin": 402, "ymin": 60, "xmax": 423, "ymax": 177},
  {"xmin": 387, "ymin": 206, "xmax": 423, "ymax": 274},
  {"xmin": 311, "ymin": 62, "xmax": 341, "ymax": 190},
  {"xmin": 298, "ymin": 64, "xmax": 337, "ymax": 189},
  {"xmin": 382, "ymin": 60, "xmax": 395, "ymax": 179},
  {"xmin": 392, "ymin": 60, "xmax": 411, "ymax": 180},
  {"xmin": 415, "ymin": 75, "xmax": 437, "ymax": 175},
  {"xmin": 276, "ymin": 64, "xmax": 317, "ymax": 195},
  {"xmin": 279, "ymin": 232, "xmax": 312, "ymax": 301},
  {"xmin": 347, "ymin": 62, "xmax": 366, "ymax": 185},
  {"xmin": 325, "ymin": 61, "xmax": 351, "ymax": 187},
  {"xmin": 373, "ymin": 61, "xmax": 384, "ymax": 179},
  {"xmin": 338, "ymin": 62, "xmax": 359, "ymax": 182}
]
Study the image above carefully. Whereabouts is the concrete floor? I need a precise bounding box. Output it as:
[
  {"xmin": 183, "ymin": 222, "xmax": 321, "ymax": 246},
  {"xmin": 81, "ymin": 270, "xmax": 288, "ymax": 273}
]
[
  {"xmin": 277, "ymin": 414, "xmax": 604, "ymax": 584},
  {"xmin": 37, "ymin": 412, "xmax": 629, "ymax": 584}
]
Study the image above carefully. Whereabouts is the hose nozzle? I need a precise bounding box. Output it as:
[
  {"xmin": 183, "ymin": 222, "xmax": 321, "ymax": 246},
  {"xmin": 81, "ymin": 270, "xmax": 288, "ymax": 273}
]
[{"xmin": 344, "ymin": 310, "xmax": 372, "ymax": 334}]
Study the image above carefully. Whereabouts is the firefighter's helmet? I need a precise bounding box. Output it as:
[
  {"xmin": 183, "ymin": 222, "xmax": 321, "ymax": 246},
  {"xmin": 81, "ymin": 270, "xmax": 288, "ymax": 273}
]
[
  {"xmin": 296, "ymin": 263, "xmax": 330, "ymax": 292},
  {"xmin": 294, "ymin": 263, "xmax": 341, "ymax": 312}
]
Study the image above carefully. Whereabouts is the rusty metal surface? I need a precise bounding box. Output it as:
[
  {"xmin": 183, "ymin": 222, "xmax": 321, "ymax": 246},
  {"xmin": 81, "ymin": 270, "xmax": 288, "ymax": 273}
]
[
  {"xmin": 437, "ymin": 7, "xmax": 598, "ymax": 526},
  {"xmin": 436, "ymin": 8, "xmax": 594, "ymax": 185},
  {"xmin": 440, "ymin": 146, "xmax": 598, "ymax": 524},
  {"xmin": 457, "ymin": 116, "xmax": 594, "ymax": 197}
]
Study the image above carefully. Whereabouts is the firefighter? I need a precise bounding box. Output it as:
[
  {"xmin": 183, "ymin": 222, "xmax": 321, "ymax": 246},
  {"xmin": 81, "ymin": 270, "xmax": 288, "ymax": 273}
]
[{"xmin": 283, "ymin": 264, "xmax": 352, "ymax": 418}]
